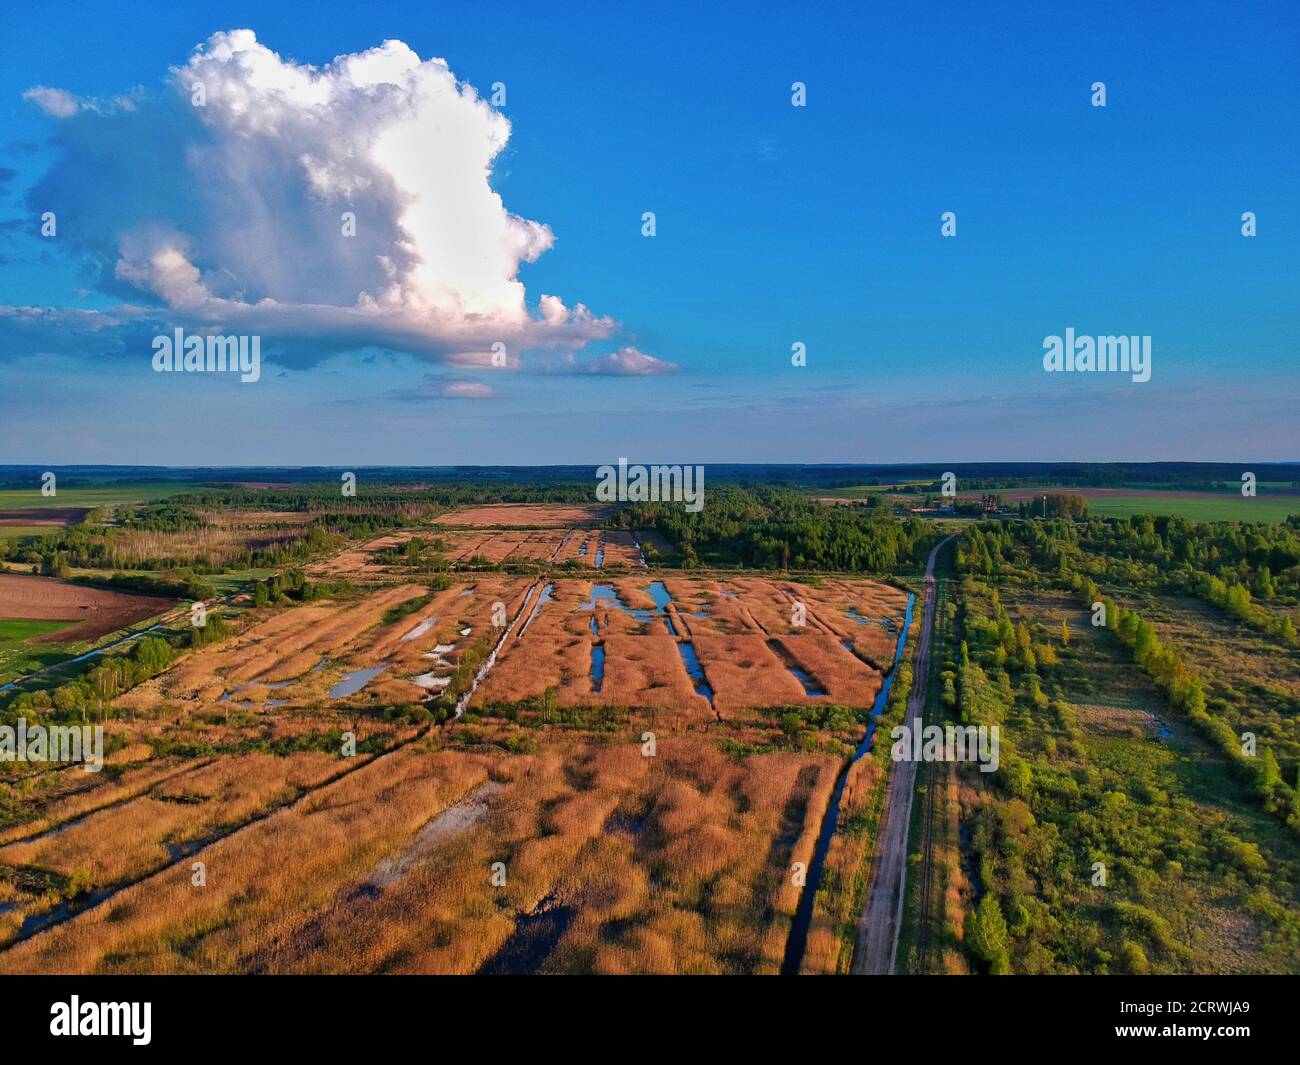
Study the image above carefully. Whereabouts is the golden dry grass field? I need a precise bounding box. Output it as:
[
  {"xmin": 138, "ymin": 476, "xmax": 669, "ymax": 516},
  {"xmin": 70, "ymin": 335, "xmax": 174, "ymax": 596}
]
[{"xmin": 0, "ymin": 507, "xmax": 913, "ymax": 974}]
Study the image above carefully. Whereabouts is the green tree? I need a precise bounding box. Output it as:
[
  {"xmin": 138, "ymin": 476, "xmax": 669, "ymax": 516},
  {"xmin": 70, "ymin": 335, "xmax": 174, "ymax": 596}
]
[
  {"xmin": 1255, "ymin": 748, "xmax": 1283, "ymax": 799},
  {"xmin": 133, "ymin": 636, "xmax": 173, "ymax": 676},
  {"xmin": 52, "ymin": 685, "xmax": 77, "ymax": 713},
  {"xmin": 964, "ymin": 894, "xmax": 1011, "ymax": 973},
  {"xmin": 1119, "ymin": 941, "xmax": 1150, "ymax": 974}
]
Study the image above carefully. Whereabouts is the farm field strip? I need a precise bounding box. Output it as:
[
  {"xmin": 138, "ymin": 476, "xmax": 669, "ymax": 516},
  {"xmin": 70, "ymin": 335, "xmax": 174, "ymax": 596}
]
[
  {"xmin": 0, "ymin": 569, "xmax": 569, "ymax": 952},
  {"xmin": 0, "ymin": 573, "xmax": 175, "ymax": 644},
  {"xmin": 0, "ymin": 741, "xmax": 420, "ymax": 952},
  {"xmin": 307, "ymin": 526, "xmax": 647, "ymax": 581},
  {"xmin": 432, "ymin": 504, "xmax": 611, "ymax": 527},
  {"xmin": 0, "ymin": 483, "xmax": 192, "ymax": 511},
  {"xmin": 0, "ymin": 758, "xmax": 214, "ymax": 847},
  {"xmin": 474, "ymin": 576, "xmax": 909, "ymax": 719},
  {"xmin": 0, "ymin": 739, "xmax": 840, "ymax": 974},
  {"xmin": 117, "ymin": 578, "xmax": 532, "ymax": 715},
  {"xmin": 0, "ymin": 508, "xmax": 91, "ymax": 529}
]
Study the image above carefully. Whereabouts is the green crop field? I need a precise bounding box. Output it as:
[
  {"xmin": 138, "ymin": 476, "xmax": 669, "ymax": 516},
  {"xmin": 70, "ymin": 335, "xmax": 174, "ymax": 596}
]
[
  {"xmin": 0, "ymin": 619, "xmax": 75, "ymax": 642},
  {"xmin": 812, "ymin": 483, "xmax": 928, "ymax": 497},
  {"xmin": 811, "ymin": 483, "xmax": 1300, "ymax": 522},
  {"xmin": 996, "ymin": 485, "xmax": 1300, "ymax": 522},
  {"xmin": 1084, "ymin": 493, "xmax": 1300, "ymax": 522},
  {"xmin": 0, "ymin": 620, "xmax": 81, "ymax": 684},
  {"xmin": 0, "ymin": 527, "xmax": 58, "ymax": 541},
  {"xmin": 0, "ymin": 481, "xmax": 195, "ymax": 510}
]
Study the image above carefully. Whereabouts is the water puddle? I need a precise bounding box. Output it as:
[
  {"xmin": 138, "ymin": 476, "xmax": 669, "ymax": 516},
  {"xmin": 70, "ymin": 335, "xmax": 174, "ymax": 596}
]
[
  {"xmin": 413, "ymin": 673, "xmax": 452, "ymax": 690},
  {"xmin": 767, "ymin": 641, "xmax": 827, "ymax": 697},
  {"xmin": 646, "ymin": 581, "xmax": 672, "ymax": 610},
  {"xmin": 422, "ymin": 642, "xmax": 456, "ymax": 671},
  {"xmin": 580, "ymin": 582, "xmax": 714, "ymax": 703},
  {"xmin": 401, "ymin": 617, "xmax": 437, "ymax": 642},
  {"xmin": 676, "ymin": 641, "xmax": 715, "ymax": 702},
  {"xmin": 517, "ymin": 583, "xmax": 554, "ymax": 638},
  {"xmin": 477, "ymin": 896, "xmax": 576, "ymax": 975},
  {"xmin": 788, "ymin": 668, "xmax": 825, "ymax": 697},
  {"xmin": 18, "ymin": 889, "xmax": 112, "ymax": 940},
  {"xmin": 165, "ymin": 839, "xmax": 205, "ymax": 862},
  {"xmin": 363, "ymin": 782, "xmax": 501, "ymax": 891},
  {"xmin": 329, "ymin": 665, "xmax": 388, "ymax": 699},
  {"xmin": 549, "ymin": 531, "xmax": 574, "ymax": 563},
  {"xmin": 582, "ymin": 583, "xmax": 666, "ymax": 628}
]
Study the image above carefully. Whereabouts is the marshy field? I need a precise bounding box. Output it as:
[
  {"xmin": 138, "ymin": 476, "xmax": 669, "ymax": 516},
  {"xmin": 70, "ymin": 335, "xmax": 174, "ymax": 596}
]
[
  {"xmin": 1, "ymin": 469, "xmax": 1297, "ymax": 976},
  {"xmin": 0, "ymin": 489, "xmax": 916, "ymax": 974}
]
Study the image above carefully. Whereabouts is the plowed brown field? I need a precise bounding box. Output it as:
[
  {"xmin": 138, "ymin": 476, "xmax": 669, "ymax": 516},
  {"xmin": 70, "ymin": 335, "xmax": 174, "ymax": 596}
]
[
  {"xmin": 435, "ymin": 504, "xmax": 610, "ymax": 527},
  {"xmin": 0, "ymin": 573, "xmax": 174, "ymax": 642}
]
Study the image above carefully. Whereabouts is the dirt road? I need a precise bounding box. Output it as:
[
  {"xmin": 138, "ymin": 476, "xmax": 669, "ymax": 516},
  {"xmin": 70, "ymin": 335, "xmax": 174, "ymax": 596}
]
[{"xmin": 851, "ymin": 535, "xmax": 953, "ymax": 975}]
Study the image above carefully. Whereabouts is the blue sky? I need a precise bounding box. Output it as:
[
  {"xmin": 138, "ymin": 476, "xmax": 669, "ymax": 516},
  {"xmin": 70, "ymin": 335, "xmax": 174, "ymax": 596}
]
[{"xmin": 0, "ymin": 0, "xmax": 1296, "ymax": 464}]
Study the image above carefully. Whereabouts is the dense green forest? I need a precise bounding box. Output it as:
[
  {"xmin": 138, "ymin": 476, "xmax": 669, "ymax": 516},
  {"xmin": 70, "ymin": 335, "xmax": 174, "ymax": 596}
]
[
  {"xmin": 617, "ymin": 485, "xmax": 939, "ymax": 572},
  {"xmin": 170, "ymin": 481, "xmax": 596, "ymax": 511}
]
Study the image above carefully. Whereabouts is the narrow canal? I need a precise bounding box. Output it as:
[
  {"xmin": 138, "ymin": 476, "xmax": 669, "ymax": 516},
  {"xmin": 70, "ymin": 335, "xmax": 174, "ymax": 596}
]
[{"xmin": 779, "ymin": 590, "xmax": 916, "ymax": 975}]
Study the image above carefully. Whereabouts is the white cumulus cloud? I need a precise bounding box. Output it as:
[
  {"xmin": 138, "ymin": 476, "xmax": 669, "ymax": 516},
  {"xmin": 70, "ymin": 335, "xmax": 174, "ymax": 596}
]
[{"xmin": 5, "ymin": 29, "xmax": 629, "ymax": 371}]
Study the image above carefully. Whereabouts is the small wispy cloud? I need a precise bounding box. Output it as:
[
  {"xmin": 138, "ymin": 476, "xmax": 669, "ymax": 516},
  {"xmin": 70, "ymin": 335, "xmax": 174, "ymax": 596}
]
[
  {"xmin": 382, "ymin": 374, "xmax": 495, "ymax": 402},
  {"xmin": 567, "ymin": 346, "xmax": 679, "ymax": 376},
  {"xmin": 439, "ymin": 380, "xmax": 494, "ymax": 398},
  {"xmin": 22, "ymin": 86, "xmax": 83, "ymax": 118}
]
